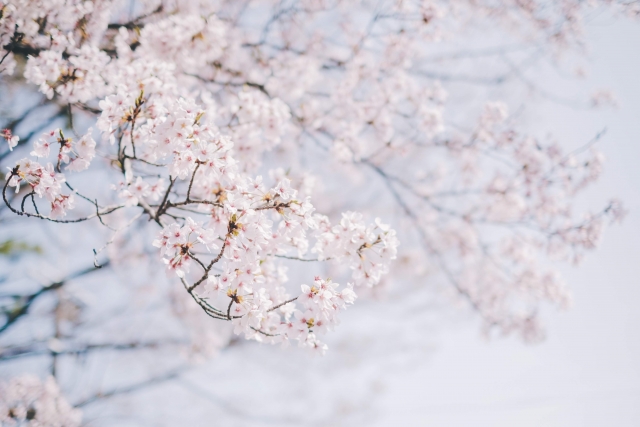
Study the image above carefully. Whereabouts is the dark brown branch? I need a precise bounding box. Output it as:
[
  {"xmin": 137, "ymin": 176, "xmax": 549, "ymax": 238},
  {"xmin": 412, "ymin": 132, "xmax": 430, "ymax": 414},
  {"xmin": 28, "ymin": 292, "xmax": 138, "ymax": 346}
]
[
  {"xmin": 186, "ymin": 161, "xmax": 202, "ymax": 201},
  {"xmin": 226, "ymin": 299, "xmax": 233, "ymax": 320},
  {"xmin": 274, "ymin": 255, "xmax": 330, "ymax": 262},
  {"xmin": 155, "ymin": 177, "xmax": 175, "ymax": 217},
  {"xmin": 187, "ymin": 241, "xmax": 227, "ymax": 293},
  {"xmin": 2, "ymin": 169, "xmax": 124, "ymax": 223},
  {"xmin": 267, "ymin": 297, "xmax": 297, "ymax": 312},
  {"xmin": 106, "ymin": 5, "xmax": 164, "ymax": 30}
]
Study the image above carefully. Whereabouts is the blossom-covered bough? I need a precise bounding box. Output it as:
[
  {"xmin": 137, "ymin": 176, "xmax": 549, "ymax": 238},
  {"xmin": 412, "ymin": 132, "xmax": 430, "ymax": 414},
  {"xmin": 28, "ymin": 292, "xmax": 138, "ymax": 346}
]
[
  {"xmin": 2, "ymin": 55, "xmax": 400, "ymax": 353},
  {"xmin": 0, "ymin": 0, "xmax": 636, "ymax": 423}
]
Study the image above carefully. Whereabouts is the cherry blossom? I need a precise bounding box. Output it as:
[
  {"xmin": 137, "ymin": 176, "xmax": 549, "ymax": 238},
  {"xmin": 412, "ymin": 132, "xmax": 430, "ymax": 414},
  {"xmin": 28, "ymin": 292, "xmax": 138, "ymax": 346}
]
[
  {"xmin": 2, "ymin": 129, "xmax": 19, "ymax": 151},
  {"xmin": 0, "ymin": 0, "xmax": 631, "ymax": 378}
]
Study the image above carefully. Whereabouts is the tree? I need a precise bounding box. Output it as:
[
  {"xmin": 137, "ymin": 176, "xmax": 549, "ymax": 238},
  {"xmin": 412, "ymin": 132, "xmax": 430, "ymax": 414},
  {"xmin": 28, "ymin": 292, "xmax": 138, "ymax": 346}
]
[{"xmin": 0, "ymin": 0, "xmax": 635, "ymax": 425}]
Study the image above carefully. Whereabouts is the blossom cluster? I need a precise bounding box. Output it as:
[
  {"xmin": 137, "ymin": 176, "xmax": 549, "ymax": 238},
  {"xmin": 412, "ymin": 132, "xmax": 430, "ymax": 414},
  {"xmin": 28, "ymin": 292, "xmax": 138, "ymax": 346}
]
[
  {"xmin": 0, "ymin": 375, "xmax": 81, "ymax": 427},
  {"xmin": 137, "ymin": 96, "xmax": 399, "ymax": 349},
  {"xmin": 94, "ymin": 71, "xmax": 396, "ymax": 350},
  {"xmin": 6, "ymin": 158, "xmax": 74, "ymax": 218},
  {"xmin": 31, "ymin": 128, "xmax": 96, "ymax": 171}
]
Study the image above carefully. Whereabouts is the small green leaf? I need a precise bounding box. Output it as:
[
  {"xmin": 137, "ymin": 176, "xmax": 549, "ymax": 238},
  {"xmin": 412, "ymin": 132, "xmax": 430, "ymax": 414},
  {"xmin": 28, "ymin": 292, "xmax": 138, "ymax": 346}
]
[{"xmin": 0, "ymin": 239, "xmax": 43, "ymax": 256}]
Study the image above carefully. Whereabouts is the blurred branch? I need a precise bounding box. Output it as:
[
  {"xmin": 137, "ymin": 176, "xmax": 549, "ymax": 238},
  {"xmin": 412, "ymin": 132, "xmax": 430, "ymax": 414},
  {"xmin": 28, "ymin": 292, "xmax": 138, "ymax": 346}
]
[
  {"xmin": 74, "ymin": 365, "xmax": 189, "ymax": 408},
  {"xmin": 0, "ymin": 261, "xmax": 109, "ymax": 335},
  {"xmin": 0, "ymin": 339, "xmax": 188, "ymax": 361}
]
